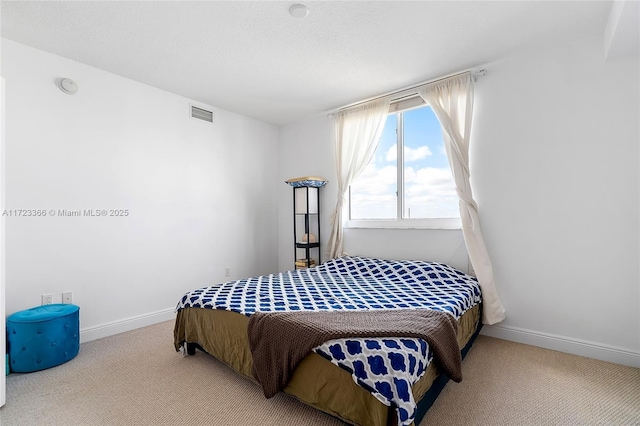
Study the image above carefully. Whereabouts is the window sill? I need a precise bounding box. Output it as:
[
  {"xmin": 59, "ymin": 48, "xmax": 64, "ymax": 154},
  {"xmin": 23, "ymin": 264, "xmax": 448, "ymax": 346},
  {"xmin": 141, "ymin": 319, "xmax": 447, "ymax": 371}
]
[{"xmin": 345, "ymin": 219, "xmax": 462, "ymax": 230}]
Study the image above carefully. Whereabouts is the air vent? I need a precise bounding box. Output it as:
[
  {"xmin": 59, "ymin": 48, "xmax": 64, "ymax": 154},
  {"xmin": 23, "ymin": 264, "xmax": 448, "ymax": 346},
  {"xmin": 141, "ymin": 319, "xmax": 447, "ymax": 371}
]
[{"xmin": 190, "ymin": 105, "xmax": 214, "ymax": 123}]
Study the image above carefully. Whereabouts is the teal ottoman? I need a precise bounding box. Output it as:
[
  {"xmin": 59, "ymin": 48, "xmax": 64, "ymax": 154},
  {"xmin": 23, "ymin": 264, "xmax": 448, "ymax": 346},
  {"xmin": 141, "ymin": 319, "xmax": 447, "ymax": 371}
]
[{"xmin": 7, "ymin": 304, "xmax": 80, "ymax": 373}]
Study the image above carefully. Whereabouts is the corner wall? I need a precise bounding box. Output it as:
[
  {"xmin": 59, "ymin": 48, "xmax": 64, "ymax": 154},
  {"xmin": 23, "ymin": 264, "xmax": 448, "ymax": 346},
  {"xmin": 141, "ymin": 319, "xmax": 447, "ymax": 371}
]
[
  {"xmin": 278, "ymin": 34, "xmax": 640, "ymax": 366},
  {"xmin": 473, "ymin": 34, "xmax": 638, "ymax": 366},
  {"xmin": 1, "ymin": 39, "xmax": 280, "ymax": 341}
]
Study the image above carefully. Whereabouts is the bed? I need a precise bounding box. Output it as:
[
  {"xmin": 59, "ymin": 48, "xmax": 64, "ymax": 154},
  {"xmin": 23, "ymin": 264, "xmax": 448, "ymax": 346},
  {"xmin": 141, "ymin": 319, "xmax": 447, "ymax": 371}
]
[{"xmin": 174, "ymin": 256, "xmax": 482, "ymax": 426}]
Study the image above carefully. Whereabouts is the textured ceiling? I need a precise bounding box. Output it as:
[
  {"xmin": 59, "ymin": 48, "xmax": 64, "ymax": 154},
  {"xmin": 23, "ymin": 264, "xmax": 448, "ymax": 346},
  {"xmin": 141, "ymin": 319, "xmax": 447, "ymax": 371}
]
[{"xmin": 1, "ymin": 1, "xmax": 612, "ymax": 125}]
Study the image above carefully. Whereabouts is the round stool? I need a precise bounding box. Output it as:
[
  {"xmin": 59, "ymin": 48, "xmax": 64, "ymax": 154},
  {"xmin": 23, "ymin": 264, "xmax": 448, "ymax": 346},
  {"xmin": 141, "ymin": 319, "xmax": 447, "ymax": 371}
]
[{"xmin": 7, "ymin": 304, "xmax": 80, "ymax": 373}]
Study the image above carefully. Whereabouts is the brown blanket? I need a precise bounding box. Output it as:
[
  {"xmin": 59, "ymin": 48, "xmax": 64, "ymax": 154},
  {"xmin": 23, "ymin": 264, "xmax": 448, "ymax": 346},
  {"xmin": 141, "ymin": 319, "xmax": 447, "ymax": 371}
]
[{"xmin": 247, "ymin": 309, "xmax": 461, "ymax": 398}]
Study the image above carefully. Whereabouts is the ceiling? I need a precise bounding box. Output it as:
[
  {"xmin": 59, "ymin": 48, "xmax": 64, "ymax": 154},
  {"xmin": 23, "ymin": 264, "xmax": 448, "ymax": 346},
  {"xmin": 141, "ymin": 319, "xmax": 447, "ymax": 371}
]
[{"xmin": 1, "ymin": 1, "xmax": 613, "ymax": 126}]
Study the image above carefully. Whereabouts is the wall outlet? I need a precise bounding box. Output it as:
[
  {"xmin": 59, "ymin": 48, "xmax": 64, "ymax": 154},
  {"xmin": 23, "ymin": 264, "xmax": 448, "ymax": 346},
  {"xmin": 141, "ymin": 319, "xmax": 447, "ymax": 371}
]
[
  {"xmin": 62, "ymin": 292, "xmax": 72, "ymax": 304},
  {"xmin": 41, "ymin": 294, "xmax": 54, "ymax": 305},
  {"xmin": 224, "ymin": 267, "xmax": 230, "ymax": 277}
]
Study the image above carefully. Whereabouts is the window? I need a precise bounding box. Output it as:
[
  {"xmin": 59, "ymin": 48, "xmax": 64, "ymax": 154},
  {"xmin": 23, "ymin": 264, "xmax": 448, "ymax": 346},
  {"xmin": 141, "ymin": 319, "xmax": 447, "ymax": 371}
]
[{"xmin": 348, "ymin": 101, "xmax": 460, "ymax": 228}]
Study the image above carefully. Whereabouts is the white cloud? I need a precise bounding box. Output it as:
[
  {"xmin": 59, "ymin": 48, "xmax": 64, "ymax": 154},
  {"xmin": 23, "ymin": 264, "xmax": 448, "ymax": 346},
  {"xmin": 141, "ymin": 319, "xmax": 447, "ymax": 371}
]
[
  {"xmin": 385, "ymin": 144, "xmax": 432, "ymax": 162},
  {"xmin": 405, "ymin": 146, "xmax": 433, "ymax": 162},
  {"xmin": 350, "ymin": 162, "xmax": 397, "ymax": 219},
  {"xmin": 385, "ymin": 144, "xmax": 397, "ymax": 162},
  {"xmin": 404, "ymin": 167, "xmax": 458, "ymax": 218},
  {"xmin": 351, "ymin": 161, "xmax": 459, "ymax": 219},
  {"xmin": 405, "ymin": 167, "xmax": 456, "ymax": 196},
  {"xmin": 356, "ymin": 163, "xmax": 396, "ymax": 193}
]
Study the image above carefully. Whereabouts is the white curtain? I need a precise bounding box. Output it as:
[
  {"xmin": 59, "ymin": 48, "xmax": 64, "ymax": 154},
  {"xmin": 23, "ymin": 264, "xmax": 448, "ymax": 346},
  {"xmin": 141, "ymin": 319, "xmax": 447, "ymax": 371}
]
[
  {"xmin": 326, "ymin": 98, "xmax": 391, "ymax": 259},
  {"xmin": 418, "ymin": 73, "xmax": 506, "ymax": 325}
]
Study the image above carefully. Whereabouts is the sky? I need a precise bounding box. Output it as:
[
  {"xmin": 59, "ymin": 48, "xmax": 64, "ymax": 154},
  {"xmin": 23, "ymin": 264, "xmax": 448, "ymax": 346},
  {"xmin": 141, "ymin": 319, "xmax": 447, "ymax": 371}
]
[{"xmin": 350, "ymin": 106, "xmax": 459, "ymax": 220}]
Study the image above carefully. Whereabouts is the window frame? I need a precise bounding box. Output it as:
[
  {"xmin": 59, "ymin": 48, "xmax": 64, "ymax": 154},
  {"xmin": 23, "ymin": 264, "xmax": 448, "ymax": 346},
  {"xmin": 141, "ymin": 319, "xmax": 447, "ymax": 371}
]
[{"xmin": 346, "ymin": 97, "xmax": 462, "ymax": 230}]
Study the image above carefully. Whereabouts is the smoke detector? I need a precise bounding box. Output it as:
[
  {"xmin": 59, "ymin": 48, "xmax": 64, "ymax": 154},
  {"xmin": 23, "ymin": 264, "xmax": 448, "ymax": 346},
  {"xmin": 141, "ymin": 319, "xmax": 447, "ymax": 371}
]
[
  {"xmin": 58, "ymin": 78, "xmax": 78, "ymax": 95},
  {"xmin": 289, "ymin": 4, "xmax": 309, "ymax": 18}
]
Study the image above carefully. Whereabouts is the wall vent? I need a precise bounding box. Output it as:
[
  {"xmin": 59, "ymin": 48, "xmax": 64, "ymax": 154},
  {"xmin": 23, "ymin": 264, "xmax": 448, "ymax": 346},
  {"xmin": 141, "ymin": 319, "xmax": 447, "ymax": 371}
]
[{"xmin": 190, "ymin": 105, "xmax": 214, "ymax": 123}]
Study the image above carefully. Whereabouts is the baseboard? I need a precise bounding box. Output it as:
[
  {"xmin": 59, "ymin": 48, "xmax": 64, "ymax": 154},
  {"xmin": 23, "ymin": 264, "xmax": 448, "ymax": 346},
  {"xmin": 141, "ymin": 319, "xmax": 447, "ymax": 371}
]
[
  {"xmin": 481, "ymin": 324, "xmax": 640, "ymax": 368},
  {"xmin": 80, "ymin": 307, "xmax": 175, "ymax": 343},
  {"xmin": 78, "ymin": 311, "xmax": 640, "ymax": 367}
]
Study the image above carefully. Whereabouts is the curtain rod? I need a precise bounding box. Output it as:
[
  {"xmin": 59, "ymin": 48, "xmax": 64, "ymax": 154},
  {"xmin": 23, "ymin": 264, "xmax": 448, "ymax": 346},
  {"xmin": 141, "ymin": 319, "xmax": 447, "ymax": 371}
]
[{"xmin": 327, "ymin": 68, "xmax": 487, "ymax": 117}]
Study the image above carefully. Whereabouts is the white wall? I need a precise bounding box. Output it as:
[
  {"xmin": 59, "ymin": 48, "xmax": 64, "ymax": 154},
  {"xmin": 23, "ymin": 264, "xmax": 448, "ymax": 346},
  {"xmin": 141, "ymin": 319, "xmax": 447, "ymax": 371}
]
[
  {"xmin": 1, "ymin": 77, "xmax": 6, "ymax": 407},
  {"xmin": 474, "ymin": 34, "xmax": 638, "ymax": 366},
  {"xmin": 1, "ymin": 39, "xmax": 280, "ymax": 341},
  {"xmin": 278, "ymin": 34, "xmax": 640, "ymax": 366}
]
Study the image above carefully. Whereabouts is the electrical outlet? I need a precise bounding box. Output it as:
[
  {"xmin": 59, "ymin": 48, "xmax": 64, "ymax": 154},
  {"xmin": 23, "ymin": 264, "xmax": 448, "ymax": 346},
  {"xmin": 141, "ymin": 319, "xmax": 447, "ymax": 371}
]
[
  {"xmin": 62, "ymin": 292, "xmax": 72, "ymax": 304},
  {"xmin": 41, "ymin": 294, "xmax": 54, "ymax": 305},
  {"xmin": 224, "ymin": 267, "xmax": 230, "ymax": 277}
]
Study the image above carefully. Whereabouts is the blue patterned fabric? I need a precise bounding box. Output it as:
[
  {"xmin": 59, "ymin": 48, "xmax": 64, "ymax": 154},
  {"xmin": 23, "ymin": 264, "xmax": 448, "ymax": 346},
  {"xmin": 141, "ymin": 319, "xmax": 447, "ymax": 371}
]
[
  {"xmin": 176, "ymin": 256, "xmax": 481, "ymax": 425},
  {"xmin": 285, "ymin": 179, "xmax": 327, "ymax": 188}
]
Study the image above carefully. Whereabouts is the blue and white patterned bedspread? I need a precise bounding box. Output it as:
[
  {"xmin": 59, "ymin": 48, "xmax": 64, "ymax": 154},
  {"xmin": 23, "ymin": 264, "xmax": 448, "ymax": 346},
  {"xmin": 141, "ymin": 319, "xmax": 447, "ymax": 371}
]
[{"xmin": 176, "ymin": 256, "xmax": 481, "ymax": 426}]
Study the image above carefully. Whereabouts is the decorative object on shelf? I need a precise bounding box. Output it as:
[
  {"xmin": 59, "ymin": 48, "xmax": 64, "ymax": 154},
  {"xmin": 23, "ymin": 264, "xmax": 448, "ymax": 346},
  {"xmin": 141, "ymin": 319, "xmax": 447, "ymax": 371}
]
[
  {"xmin": 295, "ymin": 259, "xmax": 316, "ymax": 268},
  {"xmin": 285, "ymin": 176, "xmax": 328, "ymax": 188},
  {"xmin": 286, "ymin": 177, "xmax": 327, "ymax": 269}
]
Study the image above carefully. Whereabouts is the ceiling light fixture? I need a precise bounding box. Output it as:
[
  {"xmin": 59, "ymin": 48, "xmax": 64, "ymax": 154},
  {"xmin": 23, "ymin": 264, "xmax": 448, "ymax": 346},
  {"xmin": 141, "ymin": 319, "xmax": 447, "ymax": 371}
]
[{"xmin": 289, "ymin": 4, "xmax": 309, "ymax": 19}]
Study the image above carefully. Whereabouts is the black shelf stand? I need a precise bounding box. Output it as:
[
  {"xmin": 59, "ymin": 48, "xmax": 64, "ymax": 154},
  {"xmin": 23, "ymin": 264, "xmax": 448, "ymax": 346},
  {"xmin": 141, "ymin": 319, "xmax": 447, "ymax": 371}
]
[{"xmin": 291, "ymin": 185, "xmax": 321, "ymax": 269}]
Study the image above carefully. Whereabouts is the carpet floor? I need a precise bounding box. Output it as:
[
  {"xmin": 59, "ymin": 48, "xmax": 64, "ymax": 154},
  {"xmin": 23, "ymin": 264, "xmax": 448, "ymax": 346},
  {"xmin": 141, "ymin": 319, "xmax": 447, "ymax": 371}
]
[{"xmin": 1, "ymin": 320, "xmax": 638, "ymax": 425}]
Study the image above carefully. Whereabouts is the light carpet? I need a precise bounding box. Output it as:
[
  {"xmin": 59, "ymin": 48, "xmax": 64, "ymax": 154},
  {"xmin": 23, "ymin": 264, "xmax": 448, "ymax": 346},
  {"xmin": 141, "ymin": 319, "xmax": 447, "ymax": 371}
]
[{"xmin": 1, "ymin": 320, "xmax": 638, "ymax": 425}]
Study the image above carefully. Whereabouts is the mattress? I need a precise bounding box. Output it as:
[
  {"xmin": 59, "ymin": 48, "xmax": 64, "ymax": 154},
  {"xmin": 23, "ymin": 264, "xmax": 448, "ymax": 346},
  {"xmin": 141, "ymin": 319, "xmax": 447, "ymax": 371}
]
[{"xmin": 174, "ymin": 256, "xmax": 482, "ymax": 425}]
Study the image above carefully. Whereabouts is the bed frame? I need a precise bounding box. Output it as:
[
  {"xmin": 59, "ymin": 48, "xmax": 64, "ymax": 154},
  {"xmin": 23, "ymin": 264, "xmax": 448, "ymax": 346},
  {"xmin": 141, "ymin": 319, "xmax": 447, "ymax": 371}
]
[{"xmin": 175, "ymin": 304, "xmax": 482, "ymax": 426}]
